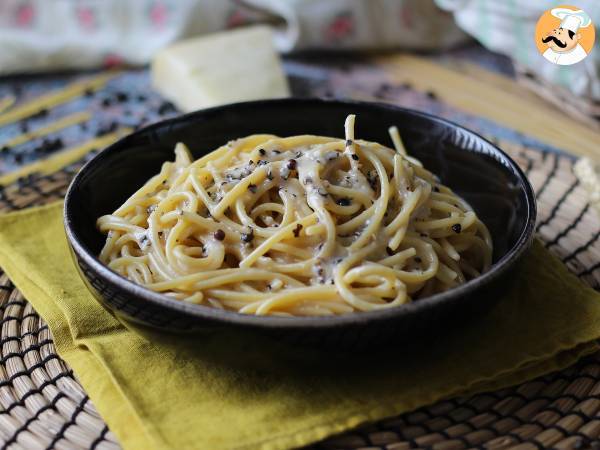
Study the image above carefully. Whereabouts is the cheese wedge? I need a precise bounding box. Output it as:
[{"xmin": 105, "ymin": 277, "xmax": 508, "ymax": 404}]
[{"xmin": 151, "ymin": 26, "xmax": 290, "ymax": 112}]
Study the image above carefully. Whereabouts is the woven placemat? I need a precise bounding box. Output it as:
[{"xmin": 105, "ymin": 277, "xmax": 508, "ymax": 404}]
[{"xmin": 0, "ymin": 140, "xmax": 598, "ymax": 450}]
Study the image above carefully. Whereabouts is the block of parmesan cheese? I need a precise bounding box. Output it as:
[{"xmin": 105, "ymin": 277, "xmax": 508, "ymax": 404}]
[{"xmin": 151, "ymin": 26, "xmax": 289, "ymax": 112}]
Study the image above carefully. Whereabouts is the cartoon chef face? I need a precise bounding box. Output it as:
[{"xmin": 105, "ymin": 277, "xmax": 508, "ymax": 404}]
[
  {"xmin": 542, "ymin": 27, "xmax": 581, "ymax": 53},
  {"xmin": 537, "ymin": 7, "xmax": 593, "ymax": 66}
]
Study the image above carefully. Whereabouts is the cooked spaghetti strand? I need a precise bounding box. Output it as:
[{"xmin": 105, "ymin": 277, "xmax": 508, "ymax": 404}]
[{"xmin": 98, "ymin": 115, "xmax": 493, "ymax": 316}]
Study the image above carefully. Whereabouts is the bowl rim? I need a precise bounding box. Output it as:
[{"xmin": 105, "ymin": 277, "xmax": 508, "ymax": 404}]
[{"xmin": 64, "ymin": 97, "xmax": 537, "ymax": 329}]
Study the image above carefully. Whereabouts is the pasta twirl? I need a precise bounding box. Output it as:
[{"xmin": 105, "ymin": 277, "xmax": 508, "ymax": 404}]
[{"xmin": 97, "ymin": 115, "xmax": 493, "ymax": 316}]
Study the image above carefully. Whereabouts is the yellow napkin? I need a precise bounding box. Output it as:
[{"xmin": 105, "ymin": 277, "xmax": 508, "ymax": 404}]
[{"xmin": 0, "ymin": 201, "xmax": 599, "ymax": 450}]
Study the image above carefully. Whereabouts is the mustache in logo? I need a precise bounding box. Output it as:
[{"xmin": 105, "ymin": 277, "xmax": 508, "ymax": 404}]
[{"xmin": 542, "ymin": 35, "xmax": 567, "ymax": 48}]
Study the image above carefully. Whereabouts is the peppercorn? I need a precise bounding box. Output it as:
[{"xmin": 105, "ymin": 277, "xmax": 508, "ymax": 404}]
[
  {"xmin": 95, "ymin": 121, "xmax": 119, "ymax": 137},
  {"xmin": 287, "ymin": 159, "xmax": 297, "ymax": 170},
  {"xmin": 293, "ymin": 224, "xmax": 303, "ymax": 237},
  {"xmin": 115, "ymin": 91, "xmax": 128, "ymax": 102},
  {"xmin": 157, "ymin": 101, "xmax": 177, "ymax": 115},
  {"xmin": 452, "ymin": 223, "xmax": 462, "ymax": 234},
  {"xmin": 241, "ymin": 228, "xmax": 254, "ymax": 243},
  {"xmin": 214, "ymin": 229, "xmax": 226, "ymax": 241}
]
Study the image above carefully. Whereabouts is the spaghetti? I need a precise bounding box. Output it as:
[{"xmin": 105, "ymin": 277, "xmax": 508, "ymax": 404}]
[{"xmin": 98, "ymin": 115, "xmax": 493, "ymax": 316}]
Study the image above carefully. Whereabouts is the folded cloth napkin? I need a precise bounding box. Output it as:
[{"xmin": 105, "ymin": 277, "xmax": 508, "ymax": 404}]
[{"xmin": 0, "ymin": 201, "xmax": 599, "ymax": 450}]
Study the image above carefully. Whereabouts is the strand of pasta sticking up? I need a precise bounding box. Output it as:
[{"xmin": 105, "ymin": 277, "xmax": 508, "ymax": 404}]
[{"xmin": 98, "ymin": 115, "xmax": 493, "ymax": 316}]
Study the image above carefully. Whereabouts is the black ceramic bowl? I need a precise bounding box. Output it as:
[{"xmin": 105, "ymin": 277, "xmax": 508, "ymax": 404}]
[{"xmin": 64, "ymin": 98, "xmax": 536, "ymax": 349}]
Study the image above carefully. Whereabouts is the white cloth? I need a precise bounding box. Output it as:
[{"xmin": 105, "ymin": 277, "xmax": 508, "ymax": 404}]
[
  {"xmin": 0, "ymin": 0, "xmax": 468, "ymax": 74},
  {"xmin": 435, "ymin": 0, "xmax": 599, "ymax": 103},
  {"xmin": 543, "ymin": 44, "xmax": 588, "ymax": 66}
]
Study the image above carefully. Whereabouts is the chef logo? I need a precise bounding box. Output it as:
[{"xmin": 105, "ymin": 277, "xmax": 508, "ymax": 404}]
[{"xmin": 535, "ymin": 5, "xmax": 594, "ymax": 65}]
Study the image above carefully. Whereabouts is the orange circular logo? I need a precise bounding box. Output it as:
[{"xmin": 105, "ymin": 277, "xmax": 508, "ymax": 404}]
[{"xmin": 535, "ymin": 5, "xmax": 595, "ymax": 65}]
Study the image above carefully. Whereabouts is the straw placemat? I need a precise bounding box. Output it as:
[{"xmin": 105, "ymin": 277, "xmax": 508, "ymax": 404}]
[{"xmin": 0, "ymin": 139, "xmax": 597, "ymax": 450}]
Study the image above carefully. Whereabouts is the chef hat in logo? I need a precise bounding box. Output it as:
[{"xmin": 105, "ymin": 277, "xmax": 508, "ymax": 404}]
[{"xmin": 551, "ymin": 8, "xmax": 592, "ymax": 33}]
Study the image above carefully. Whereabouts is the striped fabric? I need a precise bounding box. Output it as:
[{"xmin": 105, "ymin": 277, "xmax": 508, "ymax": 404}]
[{"xmin": 436, "ymin": 0, "xmax": 600, "ymax": 103}]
